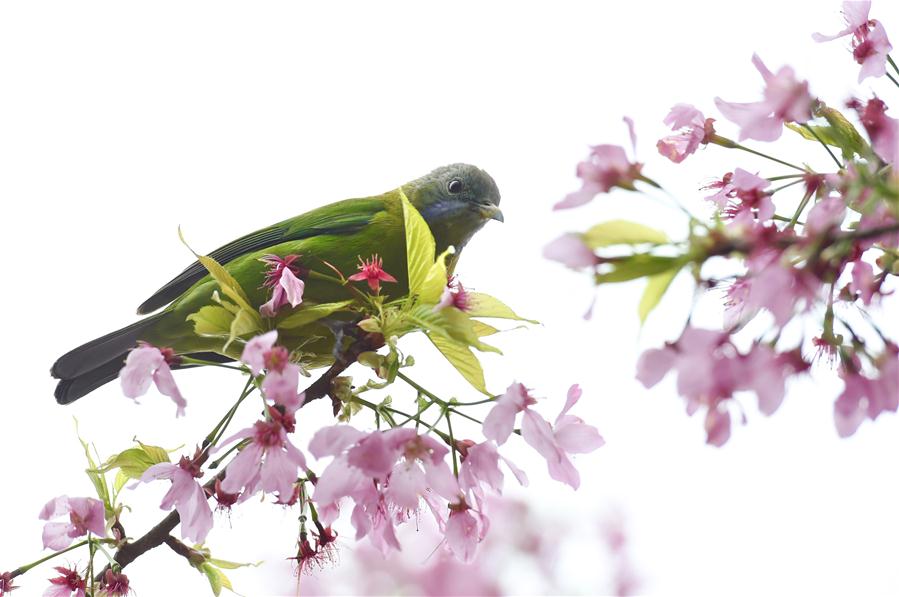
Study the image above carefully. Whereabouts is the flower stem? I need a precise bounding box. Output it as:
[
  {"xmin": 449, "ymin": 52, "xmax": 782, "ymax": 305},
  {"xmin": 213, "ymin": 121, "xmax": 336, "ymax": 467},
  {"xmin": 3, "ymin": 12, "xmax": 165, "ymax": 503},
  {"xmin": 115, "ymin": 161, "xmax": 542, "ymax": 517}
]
[
  {"xmin": 711, "ymin": 134, "xmax": 806, "ymax": 172},
  {"xmin": 788, "ymin": 190, "xmax": 815, "ymax": 229},
  {"xmin": 802, "ymin": 124, "xmax": 842, "ymax": 169},
  {"xmin": 12, "ymin": 539, "xmax": 91, "ymax": 577},
  {"xmin": 770, "ymin": 179, "xmax": 806, "ymax": 194},
  {"xmin": 203, "ymin": 377, "xmax": 255, "ymax": 449},
  {"xmin": 180, "ymin": 357, "xmax": 248, "ymax": 373},
  {"xmin": 446, "ymin": 412, "xmax": 459, "ymax": 476},
  {"xmin": 886, "ymin": 72, "xmax": 899, "ymax": 90},
  {"xmin": 396, "ymin": 372, "xmax": 446, "ymax": 406},
  {"xmin": 888, "ymin": 55, "xmax": 899, "ymax": 78}
]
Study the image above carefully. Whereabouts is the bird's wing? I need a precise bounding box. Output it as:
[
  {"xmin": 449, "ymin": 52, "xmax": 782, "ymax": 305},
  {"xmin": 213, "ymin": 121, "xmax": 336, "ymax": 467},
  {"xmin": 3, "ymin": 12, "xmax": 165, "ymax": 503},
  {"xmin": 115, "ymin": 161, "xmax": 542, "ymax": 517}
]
[{"xmin": 137, "ymin": 197, "xmax": 386, "ymax": 314}]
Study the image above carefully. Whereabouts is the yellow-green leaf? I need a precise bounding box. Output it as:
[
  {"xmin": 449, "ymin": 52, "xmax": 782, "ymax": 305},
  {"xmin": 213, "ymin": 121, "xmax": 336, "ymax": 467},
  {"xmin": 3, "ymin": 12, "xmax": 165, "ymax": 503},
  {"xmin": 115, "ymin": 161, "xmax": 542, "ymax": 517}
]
[
  {"xmin": 471, "ymin": 320, "xmax": 499, "ymax": 337},
  {"xmin": 466, "ymin": 292, "xmax": 538, "ymax": 323},
  {"xmin": 226, "ymin": 308, "xmax": 260, "ymax": 350},
  {"xmin": 97, "ymin": 443, "xmax": 170, "ymax": 481},
  {"xmin": 197, "ymin": 254, "xmax": 256, "ymax": 314},
  {"xmin": 428, "ymin": 333, "xmax": 489, "ymax": 395},
  {"xmin": 419, "ymin": 246, "xmax": 455, "ymax": 304},
  {"xmin": 278, "ymin": 300, "xmax": 355, "ymax": 329},
  {"xmin": 583, "ymin": 220, "xmax": 668, "ymax": 248},
  {"xmin": 595, "ymin": 255, "xmax": 681, "ymax": 284},
  {"xmin": 400, "ymin": 189, "xmax": 436, "ymax": 297},
  {"xmin": 201, "ymin": 564, "xmax": 233, "ymax": 597},
  {"xmin": 75, "ymin": 419, "xmax": 112, "ymax": 515},
  {"xmin": 186, "ymin": 305, "xmax": 234, "ymax": 338},
  {"xmin": 638, "ymin": 266, "xmax": 680, "ymax": 324}
]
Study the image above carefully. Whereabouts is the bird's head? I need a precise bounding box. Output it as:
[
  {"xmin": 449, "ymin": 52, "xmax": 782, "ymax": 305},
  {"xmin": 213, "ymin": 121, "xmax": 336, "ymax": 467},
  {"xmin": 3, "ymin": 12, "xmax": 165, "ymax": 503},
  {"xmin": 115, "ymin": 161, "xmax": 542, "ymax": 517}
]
[{"xmin": 402, "ymin": 163, "xmax": 503, "ymax": 253}]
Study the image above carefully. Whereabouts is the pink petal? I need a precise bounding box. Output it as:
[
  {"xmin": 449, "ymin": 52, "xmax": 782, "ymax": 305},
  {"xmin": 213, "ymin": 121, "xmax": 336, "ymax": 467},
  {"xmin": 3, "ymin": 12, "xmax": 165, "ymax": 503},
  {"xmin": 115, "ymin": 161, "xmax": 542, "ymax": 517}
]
[
  {"xmin": 385, "ymin": 462, "xmax": 427, "ymax": 509},
  {"xmin": 553, "ymin": 181, "xmax": 603, "ymax": 210},
  {"xmin": 42, "ymin": 522, "xmax": 74, "ymax": 550},
  {"xmin": 705, "ymin": 408, "xmax": 732, "ymax": 447},
  {"xmin": 313, "ymin": 456, "xmax": 367, "ymax": 504},
  {"xmin": 177, "ymin": 480, "xmax": 213, "ymax": 544},
  {"xmin": 262, "ymin": 364, "xmax": 302, "ymax": 411},
  {"xmin": 140, "ymin": 462, "xmax": 178, "ymax": 483},
  {"xmin": 635, "ymin": 347, "xmax": 676, "ymax": 388},
  {"xmin": 805, "ymin": 196, "xmax": 847, "ymax": 235},
  {"xmin": 445, "ymin": 509, "xmax": 480, "ymax": 563},
  {"xmin": 260, "ymin": 447, "xmax": 298, "ymax": 499},
  {"xmin": 347, "ymin": 432, "xmax": 397, "ymax": 477},
  {"xmin": 153, "ymin": 363, "xmax": 186, "ymax": 417},
  {"xmin": 554, "ymin": 419, "xmax": 606, "ymax": 454},
  {"xmin": 308, "ymin": 425, "xmax": 366, "ymax": 459},
  {"xmin": 39, "ymin": 496, "xmax": 71, "ymax": 521},
  {"xmin": 623, "ymin": 116, "xmax": 638, "ymax": 155},
  {"xmin": 241, "ymin": 331, "xmax": 278, "ymax": 375},
  {"xmin": 543, "ymin": 234, "xmax": 597, "ymax": 269},
  {"xmin": 221, "ymin": 443, "xmax": 264, "ymax": 494},
  {"xmin": 279, "ymin": 268, "xmax": 305, "ymax": 308},
  {"xmin": 425, "ymin": 459, "xmax": 461, "ymax": 502},
  {"xmin": 119, "ymin": 345, "xmax": 164, "ymax": 399},
  {"xmin": 482, "ymin": 401, "xmax": 518, "ymax": 445},
  {"xmin": 66, "ymin": 497, "xmax": 106, "ymax": 538}
]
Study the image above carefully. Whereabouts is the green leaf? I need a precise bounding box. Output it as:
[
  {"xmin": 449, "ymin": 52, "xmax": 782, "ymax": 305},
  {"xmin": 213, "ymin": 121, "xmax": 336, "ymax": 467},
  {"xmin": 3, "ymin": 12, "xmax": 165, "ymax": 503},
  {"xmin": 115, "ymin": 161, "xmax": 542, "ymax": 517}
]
[
  {"xmin": 582, "ymin": 220, "xmax": 668, "ymax": 248},
  {"xmin": 786, "ymin": 105, "xmax": 868, "ymax": 161},
  {"xmin": 471, "ymin": 320, "xmax": 499, "ymax": 337},
  {"xmin": 75, "ymin": 419, "xmax": 112, "ymax": 515},
  {"xmin": 97, "ymin": 441, "xmax": 171, "ymax": 481},
  {"xmin": 187, "ymin": 305, "xmax": 235, "ymax": 337},
  {"xmin": 407, "ymin": 305, "xmax": 500, "ymax": 354},
  {"xmin": 466, "ymin": 292, "xmax": 538, "ymax": 323},
  {"xmin": 278, "ymin": 300, "xmax": 355, "ymax": 329},
  {"xmin": 226, "ymin": 308, "xmax": 259, "ymax": 350},
  {"xmin": 595, "ymin": 255, "xmax": 681, "ymax": 284},
  {"xmin": 638, "ymin": 266, "xmax": 681, "ymax": 323},
  {"xmin": 200, "ymin": 563, "xmax": 233, "ymax": 597},
  {"xmin": 207, "ymin": 557, "xmax": 261, "ymax": 570},
  {"xmin": 400, "ymin": 189, "xmax": 436, "ymax": 297},
  {"xmin": 428, "ymin": 333, "xmax": 490, "ymax": 395}
]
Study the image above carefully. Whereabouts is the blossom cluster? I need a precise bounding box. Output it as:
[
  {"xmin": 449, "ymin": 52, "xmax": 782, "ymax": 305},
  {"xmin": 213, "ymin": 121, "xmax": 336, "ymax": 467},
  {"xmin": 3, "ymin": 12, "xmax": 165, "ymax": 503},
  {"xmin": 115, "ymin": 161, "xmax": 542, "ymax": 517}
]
[{"xmin": 546, "ymin": 0, "xmax": 898, "ymax": 445}]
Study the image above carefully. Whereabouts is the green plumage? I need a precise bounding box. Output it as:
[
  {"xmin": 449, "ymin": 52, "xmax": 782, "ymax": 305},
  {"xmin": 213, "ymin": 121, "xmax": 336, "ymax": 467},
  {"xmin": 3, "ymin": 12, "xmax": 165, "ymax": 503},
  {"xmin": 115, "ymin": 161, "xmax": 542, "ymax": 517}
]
[{"xmin": 52, "ymin": 164, "xmax": 502, "ymax": 404}]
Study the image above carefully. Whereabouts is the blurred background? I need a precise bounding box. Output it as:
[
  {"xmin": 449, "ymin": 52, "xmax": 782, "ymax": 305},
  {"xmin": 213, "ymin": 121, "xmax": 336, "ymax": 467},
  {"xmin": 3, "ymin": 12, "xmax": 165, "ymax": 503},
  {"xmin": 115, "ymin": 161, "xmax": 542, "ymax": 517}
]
[{"xmin": 1, "ymin": 1, "xmax": 897, "ymax": 594}]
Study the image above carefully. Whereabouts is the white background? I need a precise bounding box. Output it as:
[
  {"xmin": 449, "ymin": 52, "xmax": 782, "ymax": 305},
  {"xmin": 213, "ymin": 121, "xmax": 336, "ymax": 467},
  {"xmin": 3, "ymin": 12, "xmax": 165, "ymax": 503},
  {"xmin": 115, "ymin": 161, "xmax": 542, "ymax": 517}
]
[{"xmin": 2, "ymin": 1, "xmax": 898, "ymax": 595}]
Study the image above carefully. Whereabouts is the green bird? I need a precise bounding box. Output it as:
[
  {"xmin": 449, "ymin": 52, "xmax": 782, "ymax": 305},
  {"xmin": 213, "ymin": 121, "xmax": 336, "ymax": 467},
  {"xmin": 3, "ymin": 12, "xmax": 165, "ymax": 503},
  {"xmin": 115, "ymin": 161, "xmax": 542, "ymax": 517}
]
[{"xmin": 52, "ymin": 164, "xmax": 503, "ymax": 405}]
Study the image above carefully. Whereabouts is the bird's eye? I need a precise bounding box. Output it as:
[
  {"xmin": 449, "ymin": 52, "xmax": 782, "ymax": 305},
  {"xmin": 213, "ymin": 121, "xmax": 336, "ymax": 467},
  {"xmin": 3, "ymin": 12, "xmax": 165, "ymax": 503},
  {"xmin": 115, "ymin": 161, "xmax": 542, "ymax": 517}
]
[{"xmin": 447, "ymin": 179, "xmax": 464, "ymax": 194}]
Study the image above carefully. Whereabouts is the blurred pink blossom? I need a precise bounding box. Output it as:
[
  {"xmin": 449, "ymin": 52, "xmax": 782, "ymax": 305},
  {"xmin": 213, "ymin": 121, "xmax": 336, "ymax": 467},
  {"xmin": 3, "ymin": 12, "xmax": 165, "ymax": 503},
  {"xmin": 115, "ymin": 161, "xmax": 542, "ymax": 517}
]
[
  {"xmin": 715, "ymin": 54, "xmax": 813, "ymax": 141},
  {"xmin": 814, "ymin": 1, "xmax": 892, "ymax": 82},
  {"xmin": 834, "ymin": 346, "xmax": 899, "ymax": 437},
  {"xmin": 657, "ymin": 104, "xmax": 715, "ymax": 163},
  {"xmin": 543, "ymin": 233, "xmax": 598, "ymax": 269},
  {"xmin": 39, "ymin": 496, "xmax": 106, "ymax": 550},
  {"xmin": 850, "ymin": 97, "xmax": 899, "ymax": 166}
]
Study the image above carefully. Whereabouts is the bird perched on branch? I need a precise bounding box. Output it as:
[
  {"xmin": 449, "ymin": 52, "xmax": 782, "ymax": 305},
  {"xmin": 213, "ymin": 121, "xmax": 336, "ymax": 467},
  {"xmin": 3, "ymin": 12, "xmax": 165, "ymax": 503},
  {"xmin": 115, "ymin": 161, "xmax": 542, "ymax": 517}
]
[{"xmin": 52, "ymin": 163, "xmax": 503, "ymax": 405}]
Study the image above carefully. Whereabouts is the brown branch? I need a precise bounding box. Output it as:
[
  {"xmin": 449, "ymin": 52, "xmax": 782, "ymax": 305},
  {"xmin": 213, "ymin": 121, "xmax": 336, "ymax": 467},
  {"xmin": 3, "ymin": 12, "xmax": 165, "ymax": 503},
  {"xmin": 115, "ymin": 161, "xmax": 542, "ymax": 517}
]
[{"xmin": 98, "ymin": 331, "xmax": 384, "ymax": 579}]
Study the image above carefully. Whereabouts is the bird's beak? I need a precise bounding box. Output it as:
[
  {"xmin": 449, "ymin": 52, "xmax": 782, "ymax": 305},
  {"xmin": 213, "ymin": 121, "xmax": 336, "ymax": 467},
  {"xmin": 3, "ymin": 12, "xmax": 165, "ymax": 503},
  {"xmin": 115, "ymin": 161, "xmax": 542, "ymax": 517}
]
[{"xmin": 480, "ymin": 204, "xmax": 504, "ymax": 223}]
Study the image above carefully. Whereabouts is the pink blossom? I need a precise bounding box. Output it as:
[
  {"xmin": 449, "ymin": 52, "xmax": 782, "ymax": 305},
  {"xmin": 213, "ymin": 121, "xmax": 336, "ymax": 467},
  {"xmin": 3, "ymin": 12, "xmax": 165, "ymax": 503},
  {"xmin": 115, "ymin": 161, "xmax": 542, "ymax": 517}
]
[
  {"xmin": 834, "ymin": 347, "xmax": 899, "ymax": 437},
  {"xmin": 805, "ymin": 195, "xmax": 847, "ymax": 235},
  {"xmin": 0, "ymin": 573, "xmax": 15, "ymax": 596},
  {"xmin": 482, "ymin": 383, "xmax": 537, "ymax": 445},
  {"xmin": 543, "ymin": 233, "xmax": 598, "ymax": 269},
  {"xmin": 637, "ymin": 327, "xmax": 807, "ymax": 445},
  {"xmin": 704, "ymin": 169, "xmax": 775, "ymax": 221},
  {"xmin": 850, "ymin": 97, "xmax": 899, "ymax": 165},
  {"xmin": 744, "ymin": 260, "xmax": 819, "ymax": 327},
  {"xmin": 850, "ymin": 259, "xmax": 877, "ymax": 305},
  {"xmin": 39, "ymin": 496, "xmax": 106, "ymax": 550},
  {"xmin": 459, "ymin": 441, "xmax": 528, "ymax": 507},
  {"xmin": 657, "ymin": 104, "xmax": 715, "ymax": 163},
  {"xmin": 118, "ymin": 344, "xmax": 187, "ymax": 417},
  {"xmin": 309, "ymin": 427, "xmax": 461, "ymax": 554},
  {"xmin": 723, "ymin": 278, "xmax": 760, "ymax": 331},
  {"xmin": 555, "ymin": 117, "xmax": 643, "ymax": 209},
  {"xmin": 45, "ymin": 566, "xmax": 86, "ymax": 597},
  {"xmin": 434, "ymin": 277, "xmax": 472, "ymax": 312},
  {"xmin": 715, "ymin": 54, "xmax": 813, "ymax": 141},
  {"xmin": 240, "ymin": 331, "xmax": 304, "ymax": 411},
  {"xmin": 814, "ymin": 1, "xmax": 892, "ymax": 82},
  {"xmin": 219, "ymin": 407, "xmax": 307, "ymax": 501},
  {"xmin": 445, "ymin": 504, "xmax": 482, "ymax": 563},
  {"xmin": 140, "ymin": 456, "xmax": 213, "ymax": 544},
  {"xmin": 99, "ymin": 570, "xmax": 130, "ymax": 597},
  {"xmin": 259, "ymin": 254, "xmax": 305, "ymax": 318},
  {"xmin": 520, "ymin": 385, "xmax": 605, "ymax": 489},
  {"xmin": 348, "ymin": 254, "xmax": 398, "ymax": 293}
]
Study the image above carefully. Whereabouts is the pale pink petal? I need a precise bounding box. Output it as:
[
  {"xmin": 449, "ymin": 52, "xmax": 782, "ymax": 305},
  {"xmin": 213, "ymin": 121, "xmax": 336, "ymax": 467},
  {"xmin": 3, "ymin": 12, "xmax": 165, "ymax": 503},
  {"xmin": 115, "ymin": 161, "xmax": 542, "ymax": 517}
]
[
  {"xmin": 314, "ymin": 456, "xmax": 367, "ymax": 504},
  {"xmin": 221, "ymin": 443, "xmax": 264, "ymax": 494},
  {"xmin": 445, "ymin": 509, "xmax": 480, "ymax": 563},
  {"xmin": 119, "ymin": 345, "xmax": 164, "ymax": 398},
  {"xmin": 240, "ymin": 330, "xmax": 278, "ymax": 375},
  {"xmin": 140, "ymin": 462, "xmax": 178, "ymax": 483},
  {"xmin": 543, "ymin": 234, "xmax": 597, "ymax": 268},
  {"xmin": 623, "ymin": 116, "xmax": 638, "ymax": 155},
  {"xmin": 279, "ymin": 268, "xmax": 305, "ymax": 308},
  {"xmin": 66, "ymin": 497, "xmax": 106, "ymax": 538},
  {"xmin": 308, "ymin": 425, "xmax": 366, "ymax": 459},
  {"xmin": 554, "ymin": 418, "xmax": 606, "ymax": 454},
  {"xmin": 705, "ymin": 408, "xmax": 732, "ymax": 447},
  {"xmin": 42, "ymin": 522, "xmax": 74, "ymax": 550},
  {"xmin": 834, "ymin": 374, "xmax": 868, "ymax": 438},
  {"xmin": 347, "ymin": 432, "xmax": 396, "ymax": 477},
  {"xmin": 385, "ymin": 462, "xmax": 427, "ymax": 509},
  {"xmin": 177, "ymin": 480, "xmax": 213, "ymax": 543},
  {"xmin": 553, "ymin": 181, "xmax": 602, "ymax": 210},
  {"xmin": 260, "ymin": 447, "xmax": 298, "ymax": 498},
  {"xmin": 153, "ymin": 363, "xmax": 186, "ymax": 417},
  {"xmin": 425, "ymin": 460, "xmax": 461, "ymax": 502},
  {"xmin": 635, "ymin": 347, "xmax": 676, "ymax": 388},
  {"xmin": 806, "ymin": 196, "xmax": 847, "ymax": 234},
  {"xmin": 482, "ymin": 401, "xmax": 518, "ymax": 445},
  {"xmin": 262, "ymin": 364, "xmax": 302, "ymax": 411},
  {"xmin": 39, "ymin": 496, "xmax": 72, "ymax": 521}
]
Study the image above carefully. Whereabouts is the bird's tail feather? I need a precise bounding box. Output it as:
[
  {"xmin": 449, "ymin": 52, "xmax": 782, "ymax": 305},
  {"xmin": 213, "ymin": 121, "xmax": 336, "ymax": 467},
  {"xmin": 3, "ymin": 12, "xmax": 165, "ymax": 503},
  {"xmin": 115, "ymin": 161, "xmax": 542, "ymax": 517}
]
[{"xmin": 51, "ymin": 315, "xmax": 165, "ymax": 381}]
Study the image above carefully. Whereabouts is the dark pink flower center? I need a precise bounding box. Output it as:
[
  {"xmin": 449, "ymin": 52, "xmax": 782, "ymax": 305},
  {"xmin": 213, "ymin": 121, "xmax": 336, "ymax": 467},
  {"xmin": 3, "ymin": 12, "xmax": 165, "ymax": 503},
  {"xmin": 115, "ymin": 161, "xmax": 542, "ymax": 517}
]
[
  {"xmin": 50, "ymin": 567, "xmax": 85, "ymax": 591},
  {"xmin": 264, "ymin": 346, "xmax": 290, "ymax": 373},
  {"xmin": 102, "ymin": 570, "xmax": 130, "ymax": 596},
  {"xmin": 178, "ymin": 455, "xmax": 203, "ymax": 478},
  {"xmin": 261, "ymin": 254, "xmax": 305, "ymax": 288}
]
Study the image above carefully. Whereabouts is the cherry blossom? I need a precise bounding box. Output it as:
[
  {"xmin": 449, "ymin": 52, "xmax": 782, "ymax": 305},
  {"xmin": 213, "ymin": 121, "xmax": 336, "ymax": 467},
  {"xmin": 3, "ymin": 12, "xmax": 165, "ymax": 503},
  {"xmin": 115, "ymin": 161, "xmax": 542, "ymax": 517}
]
[
  {"xmin": 140, "ymin": 456, "xmax": 213, "ymax": 544},
  {"xmin": 849, "ymin": 97, "xmax": 899, "ymax": 165},
  {"xmin": 118, "ymin": 344, "xmax": 187, "ymax": 416},
  {"xmin": 833, "ymin": 346, "xmax": 899, "ymax": 437},
  {"xmin": 715, "ymin": 54, "xmax": 813, "ymax": 141},
  {"xmin": 348, "ymin": 254, "xmax": 398, "ymax": 293},
  {"xmin": 45, "ymin": 566, "xmax": 86, "ymax": 597},
  {"xmin": 444, "ymin": 503, "xmax": 482, "ymax": 563},
  {"xmin": 814, "ymin": 0, "xmax": 892, "ymax": 82},
  {"xmin": 39, "ymin": 496, "xmax": 106, "ymax": 550},
  {"xmin": 99, "ymin": 570, "xmax": 130, "ymax": 597},
  {"xmin": 219, "ymin": 406, "xmax": 307, "ymax": 501},
  {"xmin": 0, "ymin": 573, "xmax": 16, "ymax": 596},
  {"xmin": 555, "ymin": 118, "xmax": 643, "ymax": 210},
  {"xmin": 434, "ymin": 277, "xmax": 472, "ymax": 312},
  {"xmin": 657, "ymin": 104, "xmax": 715, "ymax": 163},
  {"xmin": 240, "ymin": 331, "xmax": 304, "ymax": 412},
  {"xmin": 259, "ymin": 254, "xmax": 305, "ymax": 318}
]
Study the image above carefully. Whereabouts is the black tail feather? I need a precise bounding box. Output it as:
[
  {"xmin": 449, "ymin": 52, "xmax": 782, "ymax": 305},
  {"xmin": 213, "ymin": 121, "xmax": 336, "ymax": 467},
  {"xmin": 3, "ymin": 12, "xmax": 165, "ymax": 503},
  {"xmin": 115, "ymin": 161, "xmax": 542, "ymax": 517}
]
[
  {"xmin": 51, "ymin": 315, "xmax": 164, "ymax": 380},
  {"xmin": 53, "ymin": 350, "xmax": 235, "ymax": 405}
]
